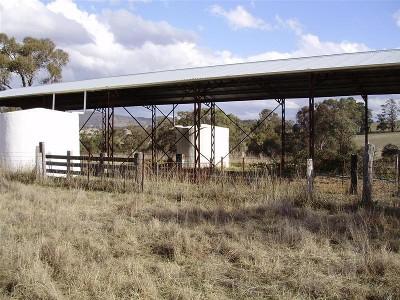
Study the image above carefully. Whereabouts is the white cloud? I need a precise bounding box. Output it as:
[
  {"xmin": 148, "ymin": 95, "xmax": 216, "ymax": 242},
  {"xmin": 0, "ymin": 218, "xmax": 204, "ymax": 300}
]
[
  {"xmin": 0, "ymin": 0, "xmax": 91, "ymax": 45},
  {"xmin": 296, "ymin": 33, "xmax": 370, "ymax": 56},
  {"xmin": 101, "ymin": 9, "xmax": 197, "ymax": 47},
  {"xmin": 47, "ymin": 0, "xmax": 114, "ymax": 47},
  {"xmin": 275, "ymin": 15, "xmax": 303, "ymax": 36},
  {"xmin": 394, "ymin": 10, "xmax": 400, "ymax": 27},
  {"xmin": 247, "ymin": 33, "xmax": 370, "ymax": 63},
  {"xmin": 210, "ymin": 5, "xmax": 271, "ymax": 31}
]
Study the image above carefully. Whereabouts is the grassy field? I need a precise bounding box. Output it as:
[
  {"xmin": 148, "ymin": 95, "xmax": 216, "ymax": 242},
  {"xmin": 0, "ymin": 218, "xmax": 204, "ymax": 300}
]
[
  {"xmin": 354, "ymin": 131, "xmax": 400, "ymax": 157},
  {"xmin": 0, "ymin": 173, "xmax": 400, "ymax": 299}
]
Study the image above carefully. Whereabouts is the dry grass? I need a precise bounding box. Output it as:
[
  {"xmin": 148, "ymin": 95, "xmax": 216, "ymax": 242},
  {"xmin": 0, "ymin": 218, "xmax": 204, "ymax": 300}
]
[{"xmin": 0, "ymin": 171, "xmax": 400, "ymax": 299}]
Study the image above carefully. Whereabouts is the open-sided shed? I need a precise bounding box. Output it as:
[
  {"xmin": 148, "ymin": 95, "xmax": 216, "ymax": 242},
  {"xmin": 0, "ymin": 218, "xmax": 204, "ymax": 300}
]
[{"xmin": 0, "ymin": 49, "xmax": 399, "ymax": 176}]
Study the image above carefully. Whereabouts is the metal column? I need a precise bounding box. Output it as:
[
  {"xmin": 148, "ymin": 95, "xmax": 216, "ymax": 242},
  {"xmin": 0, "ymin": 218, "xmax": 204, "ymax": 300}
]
[
  {"xmin": 151, "ymin": 105, "xmax": 157, "ymax": 170},
  {"xmin": 362, "ymin": 94, "xmax": 368, "ymax": 147},
  {"xmin": 101, "ymin": 107, "xmax": 107, "ymax": 154},
  {"xmin": 193, "ymin": 92, "xmax": 201, "ymax": 181},
  {"xmin": 106, "ymin": 91, "xmax": 115, "ymax": 158},
  {"xmin": 309, "ymin": 96, "xmax": 315, "ymax": 161},
  {"xmin": 210, "ymin": 102, "xmax": 216, "ymax": 171},
  {"xmin": 100, "ymin": 92, "xmax": 115, "ymax": 158},
  {"xmin": 280, "ymin": 98, "xmax": 286, "ymax": 176}
]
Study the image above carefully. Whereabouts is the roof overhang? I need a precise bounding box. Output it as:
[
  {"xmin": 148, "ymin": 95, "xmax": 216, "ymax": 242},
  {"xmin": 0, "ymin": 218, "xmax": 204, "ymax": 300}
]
[{"xmin": 1, "ymin": 49, "xmax": 400, "ymax": 110}]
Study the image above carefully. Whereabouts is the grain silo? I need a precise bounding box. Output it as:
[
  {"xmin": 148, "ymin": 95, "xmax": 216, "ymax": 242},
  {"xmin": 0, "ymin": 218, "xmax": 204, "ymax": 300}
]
[
  {"xmin": 175, "ymin": 124, "xmax": 229, "ymax": 168},
  {"xmin": 0, "ymin": 108, "xmax": 80, "ymax": 171}
]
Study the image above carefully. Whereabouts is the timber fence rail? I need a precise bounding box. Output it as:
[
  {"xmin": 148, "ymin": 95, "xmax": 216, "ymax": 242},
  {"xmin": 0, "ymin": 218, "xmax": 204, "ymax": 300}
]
[{"xmin": 45, "ymin": 154, "xmax": 138, "ymax": 178}]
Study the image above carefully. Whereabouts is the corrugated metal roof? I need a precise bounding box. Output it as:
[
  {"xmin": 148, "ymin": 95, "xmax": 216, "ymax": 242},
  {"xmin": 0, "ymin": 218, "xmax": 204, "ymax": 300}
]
[{"xmin": 1, "ymin": 49, "xmax": 400, "ymax": 99}]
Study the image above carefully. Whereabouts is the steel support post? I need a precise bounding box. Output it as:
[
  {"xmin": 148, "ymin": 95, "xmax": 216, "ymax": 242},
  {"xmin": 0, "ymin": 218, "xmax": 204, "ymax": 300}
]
[
  {"xmin": 210, "ymin": 102, "xmax": 216, "ymax": 171},
  {"xmin": 194, "ymin": 100, "xmax": 201, "ymax": 179},
  {"xmin": 309, "ymin": 96, "xmax": 315, "ymax": 161},
  {"xmin": 362, "ymin": 94, "xmax": 368, "ymax": 147},
  {"xmin": 280, "ymin": 98, "xmax": 286, "ymax": 177},
  {"xmin": 101, "ymin": 107, "xmax": 107, "ymax": 154},
  {"xmin": 106, "ymin": 106, "xmax": 115, "ymax": 158},
  {"xmin": 107, "ymin": 107, "xmax": 114, "ymax": 158},
  {"xmin": 151, "ymin": 105, "xmax": 157, "ymax": 171}
]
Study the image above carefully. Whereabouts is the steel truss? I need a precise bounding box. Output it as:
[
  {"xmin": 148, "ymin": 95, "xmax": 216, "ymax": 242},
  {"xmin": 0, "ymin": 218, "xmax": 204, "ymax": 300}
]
[
  {"xmin": 215, "ymin": 102, "xmax": 281, "ymax": 168},
  {"xmin": 75, "ymin": 68, "xmax": 375, "ymax": 184}
]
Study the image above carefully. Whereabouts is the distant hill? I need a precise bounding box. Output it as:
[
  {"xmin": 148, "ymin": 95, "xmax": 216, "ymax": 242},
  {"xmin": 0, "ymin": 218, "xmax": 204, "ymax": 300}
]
[
  {"xmin": 79, "ymin": 111, "xmax": 256, "ymax": 130},
  {"xmin": 79, "ymin": 111, "xmax": 151, "ymax": 129}
]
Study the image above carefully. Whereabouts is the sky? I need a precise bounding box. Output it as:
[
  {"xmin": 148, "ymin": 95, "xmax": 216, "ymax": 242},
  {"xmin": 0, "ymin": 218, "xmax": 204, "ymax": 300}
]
[{"xmin": 0, "ymin": 0, "xmax": 399, "ymax": 120}]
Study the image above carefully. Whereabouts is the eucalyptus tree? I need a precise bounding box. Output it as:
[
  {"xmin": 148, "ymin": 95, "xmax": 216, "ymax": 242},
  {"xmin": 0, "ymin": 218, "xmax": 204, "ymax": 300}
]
[{"xmin": 0, "ymin": 33, "xmax": 69, "ymax": 90}]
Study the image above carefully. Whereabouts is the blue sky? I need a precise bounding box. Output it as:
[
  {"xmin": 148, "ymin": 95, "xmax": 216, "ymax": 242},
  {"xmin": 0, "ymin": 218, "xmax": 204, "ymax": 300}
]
[{"xmin": 0, "ymin": 0, "xmax": 399, "ymax": 119}]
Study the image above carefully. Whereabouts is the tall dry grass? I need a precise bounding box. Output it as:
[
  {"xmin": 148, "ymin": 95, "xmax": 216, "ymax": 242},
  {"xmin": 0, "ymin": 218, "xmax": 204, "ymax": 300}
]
[{"xmin": 0, "ymin": 170, "xmax": 399, "ymax": 299}]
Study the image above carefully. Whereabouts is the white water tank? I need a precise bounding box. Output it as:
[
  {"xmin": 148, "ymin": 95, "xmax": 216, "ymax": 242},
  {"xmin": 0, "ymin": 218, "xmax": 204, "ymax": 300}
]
[
  {"xmin": 0, "ymin": 108, "xmax": 80, "ymax": 171},
  {"xmin": 175, "ymin": 124, "xmax": 229, "ymax": 168}
]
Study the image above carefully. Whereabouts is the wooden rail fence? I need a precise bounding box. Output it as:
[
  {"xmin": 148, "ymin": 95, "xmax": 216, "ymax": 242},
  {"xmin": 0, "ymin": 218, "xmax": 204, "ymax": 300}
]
[
  {"xmin": 35, "ymin": 142, "xmax": 142, "ymax": 181},
  {"xmin": 45, "ymin": 153, "xmax": 138, "ymax": 178}
]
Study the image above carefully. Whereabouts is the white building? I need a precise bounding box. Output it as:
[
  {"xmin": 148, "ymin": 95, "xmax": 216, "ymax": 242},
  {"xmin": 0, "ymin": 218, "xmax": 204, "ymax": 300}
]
[
  {"xmin": 0, "ymin": 108, "xmax": 80, "ymax": 171},
  {"xmin": 175, "ymin": 124, "xmax": 229, "ymax": 168}
]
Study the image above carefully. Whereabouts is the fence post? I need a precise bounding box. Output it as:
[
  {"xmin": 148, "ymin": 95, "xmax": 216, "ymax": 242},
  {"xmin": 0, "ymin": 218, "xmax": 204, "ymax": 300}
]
[
  {"xmin": 396, "ymin": 150, "xmax": 400, "ymax": 196},
  {"xmin": 350, "ymin": 154, "xmax": 358, "ymax": 195},
  {"xmin": 39, "ymin": 142, "xmax": 46, "ymax": 179},
  {"xmin": 362, "ymin": 144, "xmax": 375, "ymax": 206},
  {"xmin": 66, "ymin": 150, "xmax": 71, "ymax": 179},
  {"xmin": 176, "ymin": 153, "xmax": 183, "ymax": 180},
  {"xmin": 134, "ymin": 152, "xmax": 143, "ymax": 188},
  {"xmin": 242, "ymin": 154, "xmax": 245, "ymax": 180},
  {"xmin": 100, "ymin": 152, "xmax": 105, "ymax": 179},
  {"xmin": 307, "ymin": 158, "xmax": 314, "ymax": 194},
  {"xmin": 35, "ymin": 145, "xmax": 41, "ymax": 179},
  {"xmin": 87, "ymin": 152, "xmax": 91, "ymax": 184},
  {"xmin": 141, "ymin": 153, "xmax": 145, "ymax": 192}
]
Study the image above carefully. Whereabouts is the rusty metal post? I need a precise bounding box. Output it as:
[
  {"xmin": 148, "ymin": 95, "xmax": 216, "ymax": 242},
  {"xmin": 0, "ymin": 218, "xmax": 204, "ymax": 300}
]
[
  {"xmin": 101, "ymin": 107, "xmax": 107, "ymax": 153},
  {"xmin": 361, "ymin": 94, "xmax": 369, "ymax": 147},
  {"xmin": 308, "ymin": 96, "xmax": 315, "ymax": 161},
  {"xmin": 98, "ymin": 99, "xmax": 115, "ymax": 159},
  {"xmin": 193, "ymin": 89, "xmax": 201, "ymax": 182},
  {"xmin": 309, "ymin": 74, "xmax": 315, "ymax": 162},
  {"xmin": 151, "ymin": 105, "xmax": 157, "ymax": 172},
  {"xmin": 210, "ymin": 101, "xmax": 216, "ymax": 171},
  {"xmin": 107, "ymin": 94, "xmax": 115, "ymax": 158},
  {"xmin": 280, "ymin": 98, "xmax": 286, "ymax": 177}
]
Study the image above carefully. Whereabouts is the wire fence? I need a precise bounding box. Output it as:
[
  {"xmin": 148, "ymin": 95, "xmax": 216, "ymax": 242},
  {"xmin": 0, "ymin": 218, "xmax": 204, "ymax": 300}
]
[{"xmin": 0, "ymin": 150, "xmax": 398, "ymax": 198}]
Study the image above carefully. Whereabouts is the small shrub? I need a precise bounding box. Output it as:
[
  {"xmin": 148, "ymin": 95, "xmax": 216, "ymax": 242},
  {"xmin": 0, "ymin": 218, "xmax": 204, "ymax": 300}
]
[{"xmin": 381, "ymin": 143, "xmax": 399, "ymax": 159}]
